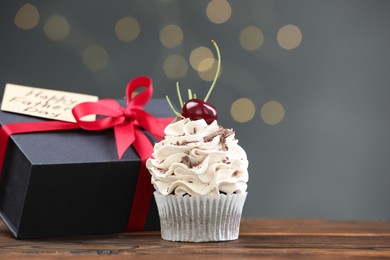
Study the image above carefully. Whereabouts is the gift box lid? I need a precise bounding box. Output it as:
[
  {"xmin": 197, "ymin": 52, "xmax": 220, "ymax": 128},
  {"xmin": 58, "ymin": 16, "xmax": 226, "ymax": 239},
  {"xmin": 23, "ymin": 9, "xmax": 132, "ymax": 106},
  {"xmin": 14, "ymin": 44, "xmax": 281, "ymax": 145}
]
[{"xmin": 0, "ymin": 99, "xmax": 173, "ymax": 164}]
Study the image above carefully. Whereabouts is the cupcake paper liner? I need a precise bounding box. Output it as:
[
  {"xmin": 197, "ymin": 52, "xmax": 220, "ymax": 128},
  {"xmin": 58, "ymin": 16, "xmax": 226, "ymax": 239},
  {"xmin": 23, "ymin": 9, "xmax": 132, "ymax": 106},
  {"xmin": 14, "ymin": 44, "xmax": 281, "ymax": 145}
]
[{"xmin": 154, "ymin": 191, "xmax": 247, "ymax": 242}]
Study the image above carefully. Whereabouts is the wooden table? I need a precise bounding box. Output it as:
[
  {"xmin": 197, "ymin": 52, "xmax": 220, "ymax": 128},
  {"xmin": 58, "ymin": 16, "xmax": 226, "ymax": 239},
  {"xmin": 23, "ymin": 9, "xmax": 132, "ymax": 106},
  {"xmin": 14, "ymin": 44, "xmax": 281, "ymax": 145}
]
[{"xmin": 1, "ymin": 218, "xmax": 390, "ymax": 259}]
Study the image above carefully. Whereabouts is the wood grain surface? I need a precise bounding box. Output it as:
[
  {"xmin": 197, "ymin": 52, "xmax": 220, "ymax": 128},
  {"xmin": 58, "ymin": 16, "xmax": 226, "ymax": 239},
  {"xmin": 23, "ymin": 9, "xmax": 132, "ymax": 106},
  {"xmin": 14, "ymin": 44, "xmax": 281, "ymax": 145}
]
[{"xmin": 1, "ymin": 218, "xmax": 390, "ymax": 259}]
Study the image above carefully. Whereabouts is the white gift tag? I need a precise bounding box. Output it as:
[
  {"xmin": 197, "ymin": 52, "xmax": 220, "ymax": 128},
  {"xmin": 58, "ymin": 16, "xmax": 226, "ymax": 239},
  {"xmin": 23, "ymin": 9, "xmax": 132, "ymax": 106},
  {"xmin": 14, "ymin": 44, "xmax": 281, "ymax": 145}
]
[{"xmin": 1, "ymin": 83, "xmax": 99, "ymax": 123}]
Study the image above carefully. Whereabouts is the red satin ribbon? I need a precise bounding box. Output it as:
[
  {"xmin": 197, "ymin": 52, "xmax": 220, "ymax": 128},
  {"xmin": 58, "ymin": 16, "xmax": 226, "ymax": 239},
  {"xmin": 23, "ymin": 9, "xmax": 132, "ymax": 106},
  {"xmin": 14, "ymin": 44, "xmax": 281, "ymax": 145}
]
[{"xmin": 0, "ymin": 76, "xmax": 173, "ymax": 231}]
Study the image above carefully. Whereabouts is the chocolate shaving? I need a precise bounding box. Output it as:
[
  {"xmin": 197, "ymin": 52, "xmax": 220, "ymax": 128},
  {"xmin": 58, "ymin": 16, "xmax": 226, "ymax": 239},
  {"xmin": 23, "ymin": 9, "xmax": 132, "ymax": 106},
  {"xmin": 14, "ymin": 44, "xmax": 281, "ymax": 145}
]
[
  {"xmin": 223, "ymin": 157, "xmax": 231, "ymax": 164},
  {"xmin": 221, "ymin": 141, "xmax": 228, "ymax": 151},
  {"xmin": 204, "ymin": 129, "xmax": 225, "ymax": 142},
  {"xmin": 181, "ymin": 140, "xmax": 198, "ymax": 146},
  {"xmin": 174, "ymin": 140, "xmax": 198, "ymax": 146},
  {"xmin": 203, "ymin": 128, "xmax": 234, "ymax": 151},
  {"xmin": 181, "ymin": 155, "xmax": 192, "ymax": 168},
  {"xmin": 181, "ymin": 155, "xmax": 202, "ymax": 168}
]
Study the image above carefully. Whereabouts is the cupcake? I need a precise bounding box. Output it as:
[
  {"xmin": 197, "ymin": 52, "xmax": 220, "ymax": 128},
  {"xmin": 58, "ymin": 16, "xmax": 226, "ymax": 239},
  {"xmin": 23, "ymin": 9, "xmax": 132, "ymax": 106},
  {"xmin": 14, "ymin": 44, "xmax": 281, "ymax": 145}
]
[{"xmin": 146, "ymin": 41, "xmax": 248, "ymax": 242}]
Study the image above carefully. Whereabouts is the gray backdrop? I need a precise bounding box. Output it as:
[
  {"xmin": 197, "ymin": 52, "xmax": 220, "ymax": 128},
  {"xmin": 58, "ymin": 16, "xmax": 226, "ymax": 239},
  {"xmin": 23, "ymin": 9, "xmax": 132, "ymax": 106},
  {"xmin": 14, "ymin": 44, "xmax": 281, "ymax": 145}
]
[{"xmin": 1, "ymin": 0, "xmax": 390, "ymax": 220}]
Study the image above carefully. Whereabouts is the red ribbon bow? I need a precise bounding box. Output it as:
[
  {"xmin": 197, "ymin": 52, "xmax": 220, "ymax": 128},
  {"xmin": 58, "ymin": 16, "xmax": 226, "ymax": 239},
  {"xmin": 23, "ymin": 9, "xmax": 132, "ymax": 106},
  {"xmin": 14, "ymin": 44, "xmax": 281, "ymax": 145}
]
[
  {"xmin": 72, "ymin": 76, "xmax": 166, "ymax": 159},
  {"xmin": 0, "ymin": 76, "xmax": 172, "ymax": 231}
]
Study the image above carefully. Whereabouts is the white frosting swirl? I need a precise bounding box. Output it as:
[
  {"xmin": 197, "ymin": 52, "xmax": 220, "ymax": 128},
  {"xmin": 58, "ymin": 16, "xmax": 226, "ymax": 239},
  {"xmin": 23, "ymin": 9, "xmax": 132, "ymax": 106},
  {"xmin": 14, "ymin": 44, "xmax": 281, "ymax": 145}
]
[{"xmin": 146, "ymin": 118, "xmax": 248, "ymax": 197}]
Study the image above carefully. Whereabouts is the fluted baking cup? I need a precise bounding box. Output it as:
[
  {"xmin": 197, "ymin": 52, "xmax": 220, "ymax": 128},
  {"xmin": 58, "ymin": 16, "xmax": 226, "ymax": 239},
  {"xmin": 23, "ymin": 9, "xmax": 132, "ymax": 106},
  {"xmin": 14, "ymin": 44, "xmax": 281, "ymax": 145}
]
[{"xmin": 154, "ymin": 191, "xmax": 247, "ymax": 242}]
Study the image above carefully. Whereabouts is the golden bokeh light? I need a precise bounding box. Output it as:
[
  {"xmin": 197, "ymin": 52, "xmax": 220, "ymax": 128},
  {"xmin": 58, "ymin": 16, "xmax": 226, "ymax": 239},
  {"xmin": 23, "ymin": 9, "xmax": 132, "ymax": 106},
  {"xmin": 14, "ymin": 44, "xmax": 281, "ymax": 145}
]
[
  {"xmin": 198, "ymin": 57, "xmax": 215, "ymax": 72},
  {"xmin": 206, "ymin": 0, "xmax": 232, "ymax": 24},
  {"xmin": 43, "ymin": 15, "xmax": 70, "ymax": 41},
  {"xmin": 189, "ymin": 47, "xmax": 214, "ymax": 72},
  {"xmin": 277, "ymin": 24, "xmax": 302, "ymax": 50},
  {"xmin": 163, "ymin": 54, "xmax": 188, "ymax": 79},
  {"xmin": 115, "ymin": 17, "xmax": 140, "ymax": 42},
  {"xmin": 160, "ymin": 24, "xmax": 183, "ymax": 48},
  {"xmin": 260, "ymin": 100, "xmax": 285, "ymax": 125},
  {"xmin": 231, "ymin": 98, "xmax": 256, "ymax": 123},
  {"xmin": 198, "ymin": 58, "xmax": 218, "ymax": 81},
  {"xmin": 239, "ymin": 26, "xmax": 264, "ymax": 51},
  {"xmin": 82, "ymin": 44, "xmax": 109, "ymax": 71},
  {"xmin": 14, "ymin": 3, "xmax": 40, "ymax": 30}
]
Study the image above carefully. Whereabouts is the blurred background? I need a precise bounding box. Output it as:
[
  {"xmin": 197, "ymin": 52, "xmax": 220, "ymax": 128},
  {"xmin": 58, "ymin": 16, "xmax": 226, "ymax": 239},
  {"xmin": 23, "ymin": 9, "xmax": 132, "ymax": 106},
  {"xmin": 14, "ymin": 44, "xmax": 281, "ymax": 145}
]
[{"xmin": 1, "ymin": 0, "xmax": 390, "ymax": 220}]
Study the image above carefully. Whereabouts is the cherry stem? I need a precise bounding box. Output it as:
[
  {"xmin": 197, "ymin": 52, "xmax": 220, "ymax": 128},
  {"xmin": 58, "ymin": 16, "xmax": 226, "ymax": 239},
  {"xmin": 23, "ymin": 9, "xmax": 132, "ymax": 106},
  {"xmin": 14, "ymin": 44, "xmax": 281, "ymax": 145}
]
[
  {"xmin": 188, "ymin": 88, "xmax": 193, "ymax": 99},
  {"xmin": 204, "ymin": 40, "xmax": 221, "ymax": 103},
  {"xmin": 165, "ymin": 95, "xmax": 181, "ymax": 116},
  {"xmin": 176, "ymin": 82, "xmax": 183, "ymax": 107}
]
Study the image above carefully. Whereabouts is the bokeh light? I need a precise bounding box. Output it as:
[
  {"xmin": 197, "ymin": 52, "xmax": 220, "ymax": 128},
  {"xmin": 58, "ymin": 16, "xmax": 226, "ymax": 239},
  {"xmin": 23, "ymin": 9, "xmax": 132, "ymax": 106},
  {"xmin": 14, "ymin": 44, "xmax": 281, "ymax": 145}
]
[
  {"xmin": 260, "ymin": 100, "xmax": 285, "ymax": 125},
  {"xmin": 231, "ymin": 98, "xmax": 256, "ymax": 123},
  {"xmin": 14, "ymin": 3, "xmax": 40, "ymax": 30},
  {"xmin": 82, "ymin": 44, "xmax": 109, "ymax": 71},
  {"xmin": 198, "ymin": 59, "xmax": 218, "ymax": 81},
  {"xmin": 277, "ymin": 24, "xmax": 302, "ymax": 50},
  {"xmin": 206, "ymin": 0, "xmax": 232, "ymax": 24},
  {"xmin": 239, "ymin": 26, "xmax": 264, "ymax": 51},
  {"xmin": 160, "ymin": 24, "xmax": 183, "ymax": 48},
  {"xmin": 115, "ymin": 17, "xmax": 140, "ymax": 42},
  {"xmin": 43, "ymin": 15, "xmax": 70, "ymax": 41},
  {"xmin": 189, "ymin": 47, "xmax": 214, "ymax": 72},
  {"xmin": 163, "ymin": 54, "xmax": 188, "ymax": 79}
]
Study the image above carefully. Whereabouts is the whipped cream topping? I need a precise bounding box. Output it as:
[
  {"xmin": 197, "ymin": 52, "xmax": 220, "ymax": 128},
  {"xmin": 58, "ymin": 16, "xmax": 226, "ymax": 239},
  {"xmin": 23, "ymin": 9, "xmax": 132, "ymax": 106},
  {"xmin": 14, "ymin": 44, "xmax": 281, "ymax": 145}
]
[{"xmin": 146, "ymin": 118, "xmax": 248, "ymax": 197}]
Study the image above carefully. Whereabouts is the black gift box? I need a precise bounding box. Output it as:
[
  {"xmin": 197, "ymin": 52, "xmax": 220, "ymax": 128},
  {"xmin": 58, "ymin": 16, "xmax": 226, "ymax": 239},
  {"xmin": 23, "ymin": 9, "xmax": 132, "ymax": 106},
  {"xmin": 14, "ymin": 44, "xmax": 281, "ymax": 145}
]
[{"xmin": 0, "ymin": 99, "xmax": 172, "ymax": 239}]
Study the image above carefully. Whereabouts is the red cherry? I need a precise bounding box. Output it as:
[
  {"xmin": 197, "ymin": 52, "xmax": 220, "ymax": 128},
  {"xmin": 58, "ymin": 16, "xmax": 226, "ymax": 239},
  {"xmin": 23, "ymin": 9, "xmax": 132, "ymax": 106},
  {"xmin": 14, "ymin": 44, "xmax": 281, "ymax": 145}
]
[{"xmin": 181, "ymin": 99, "xmax": 217, "ymax": 124}]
